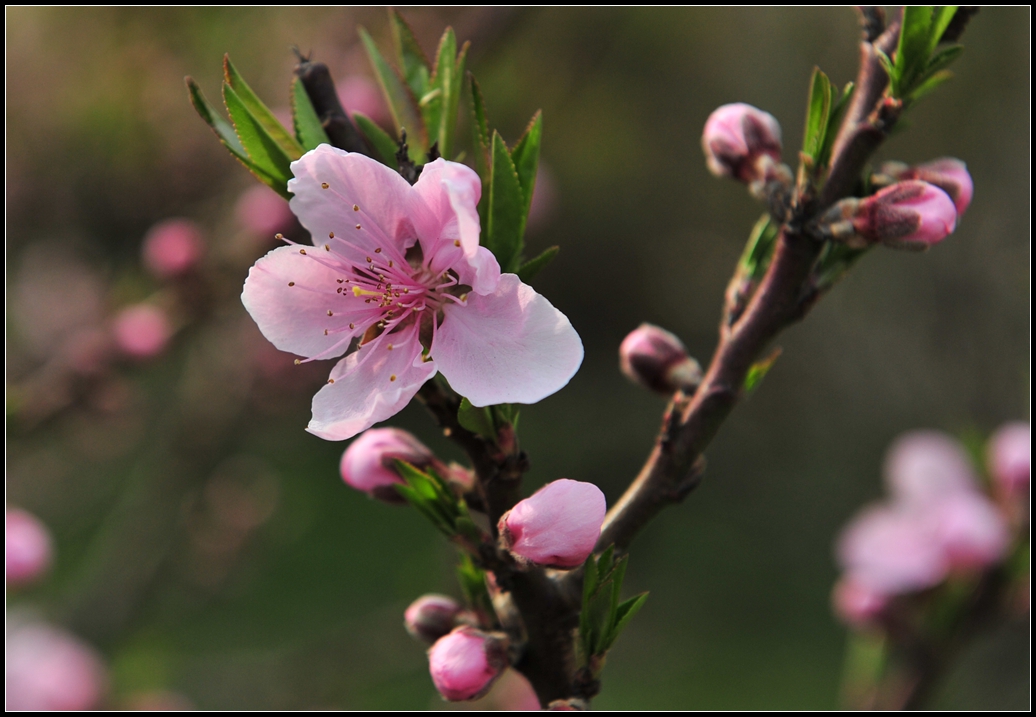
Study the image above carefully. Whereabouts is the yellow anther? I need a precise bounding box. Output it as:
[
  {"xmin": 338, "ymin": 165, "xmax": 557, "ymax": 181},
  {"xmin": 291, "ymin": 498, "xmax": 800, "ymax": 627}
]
[
  {"xmin": 387, "ymin": 344, "xmax": 393, "ymax": 350},
  {"xmin": 374, "ymin": 248, "xmax": 382, "ymax": 253},
  {"xmin": 352, "ymin": 286, "xmax": 381, "ymax": 297},
  {"xmin": 349, "ymin": 322, "xmax": 355, "ymax": 329},
  {"xmin": 324, "ymin": 244, "xmax": 330, "ymax": 251},
  {"xmin": 321, "ymin": 182, "xmax": 329, "ymax": 189},
  {"xmin": 353, "ymin": 204, "xmax": 359, "ymax": 211},
  {"xmin": 329, "ymin": 232, "xmax": 335, "ymax": 239},
  {"xmin": 299, "ymin": 249, "xmax": 307, "ymax": 255},
  {"xmin": 294, "ymin": 359, "xmax": 301, "ymax": 365},
  {"xmin": 327, "ymin": 310, "xmax": 333, "ymax": 316},
  {"xmin": 355, "ymin": 224, "xmax": 361, "ymax": 230},
  {"xmin": 328, "ymin": 378, "xmax": 335, "ymax": 383},
  {"xmin": 275, "ymin": 233, "xmax": 284, "ymax": 240},
  {"xmin": 390, "ymin": 374, "xmax": 397, "ymax": 382}
]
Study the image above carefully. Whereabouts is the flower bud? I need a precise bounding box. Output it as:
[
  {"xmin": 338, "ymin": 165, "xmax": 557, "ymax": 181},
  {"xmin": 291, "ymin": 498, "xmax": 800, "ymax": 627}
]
[
  {"xmin": 498, "ymin": 479, "xmax": 606, "ymax": 569},
  {"xmin": 702, "ymin": 103, "xmax": 783, "ymax": 183},
  {"xmin": 113, "ymin": 304, "xmax": 171, "ymax": 359},
  {"xmin": 931, "ymin": 491, "xmax": 1010, "ymax": 571},
  {"xmin": 831, "ymin": 577, "xmax": 888, "ymax": 629},
  {"xmin": 836, "ymin": 504, "xmax": 947, "ymax": 595},
  {"xmin": 339, "ymin": 428, "xmax": 435, "ymax": 503},
  {"xmin": 141, "ymin": 218, "xmax": 204, "ymax": 279},
  {"xmin": 987, "ymin": 422, "xmax": 1030, "ymax": 495},
  {"xmin": 883, "ymin": 430, "xmax": 976, "ymax": 506},
  {"xmin": 821, "ymin": 181, "xmax": 957, "ymax": 250},
  {"xmin": 6, "ymin": 508, "xmax": 53, "ymax": 587},
  {"xmin": 427, "ymin": 626, "xmax": 508, "ymax": 701},
  {"xmin": 875, "ymin": 158, "xmax": 973, "ymax": 217},
  {"xmin": 5, "ymin": 622, "xmax": 108, "ymax": 710},
  {"xmin": 405, "ymin": 594, "xmax": 465, "ymax": 644},
  {"xmin": 619, "ymin": 324, "xmax": 703, "ymax": 395}
]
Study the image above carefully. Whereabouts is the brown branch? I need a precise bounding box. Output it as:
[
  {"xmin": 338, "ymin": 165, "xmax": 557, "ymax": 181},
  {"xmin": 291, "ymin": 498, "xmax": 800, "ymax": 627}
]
[{"xmin": 293, "ymin": 51, "xmax": 371, "ymax": 155}]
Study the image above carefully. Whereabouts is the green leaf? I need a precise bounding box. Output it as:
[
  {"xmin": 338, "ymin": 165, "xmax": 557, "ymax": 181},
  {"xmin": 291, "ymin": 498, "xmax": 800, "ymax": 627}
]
[
  {"xmin": 424, "ymin": 27, "xmax": 461, "ymax": 159},
  {"xmin": 817, "ymin": 82, "xmax": 854, "ymax": 169},
  {"xmin": 457, "ymin": 397, "xmax": 496, "ymax": 440},
  {"xmin": 517, "ymin": 246, "xmax": 559, "ymax": 283},
  {"xmin": 487, "ymin": 131, "xmax": 526, "ymax": 272},
  {"xmin": 389, "ymin": 9, "xmax": 431, "ymax": 99},
  {"xmin": 596, "ymin": 545, "xmax": 616, "ymax": 584},
  {"xmin": 510, "ymin": 111, "xmax": 543, "ymax": 219},
  {"xmin": 743, "ymin": 347, "xmax": 782, "ymax": 395},
  {"xmin": 895, "ymin": 6, "xmax": 934, "ymax": 91},
  {"xmin": 801, "ymin": 67, "xmax": 832, "ymax": 161},
  {"xmin": 359, "ymin": 27, "xmax": 427, "ymax": 158},
  {"xmin": 874, "ymin": 48, "xmax": 898, "ymax": 97},
  {"xmin": 291, "ymin": 76, "xmax": 331, "ymax": 151},
  {"xmin": 924, "ymin": 44, "xmax": 964, "ymax": 76},
  {"xmin": 739, "ymin": 214, "xmax": 778, "ymax": 280},
  {"xmin": 600, "ymin": 555, "xmax": 629, "ymax": 650},
  {"xmin": 352, "ymin": 111, "xmax": 399, "ymax": 169},
  {"xmin": 223, "ymin": 83, "xmax": 293, "ymax": 197},
  {"xmin": 607, "ymin": 592, "xmax": 648, "ymax": 648},
  {"xmin": 469, "ymin": 75, "xmax": 491, "ymax": 173},
  {"xmin": 928, "ymin": 6, "xmax": 959, "ymax": 55},
  {"xmin": 223, "ymin": 55, "xmax": 303, "ymax": 159},
  {"xmin": 908, "ymin": 70, "xmax": 954, "ymax": 102},
  {"xmin": 187, "ymin": 75, "xmax": 270, "ymax": 185}
]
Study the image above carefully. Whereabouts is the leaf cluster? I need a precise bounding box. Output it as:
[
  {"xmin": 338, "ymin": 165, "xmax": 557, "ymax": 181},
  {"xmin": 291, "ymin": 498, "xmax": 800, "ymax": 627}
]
[
  {"xmin": 392, "ymin": 460, "xmax": 484, "ymax": 548},
  {"xmin": 878, "ymin": 6, "xmax": 964, "ymax": 103},
  {"xmin": 577, "ymin": 546, "xmax": 648, "ymax": 674}
]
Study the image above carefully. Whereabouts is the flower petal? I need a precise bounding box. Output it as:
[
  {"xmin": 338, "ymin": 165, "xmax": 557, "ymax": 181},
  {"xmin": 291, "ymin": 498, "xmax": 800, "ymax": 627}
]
[
  {"xmin": 412, "ymin": 159, "xmax": 500, "ymax": 295},
  {"xmin": 434, "ymin": 274, "xmax": 583, "ymax": 406},
  {"xmin": 288, "ymin": 145, "xmax": 417, "ymax": 254},
  {"xmin": 307, "ymin": 324, "xmax": 437, "ymax": 440},
  {"xmin": 242, "ymin": 245, "xmax": 364, "ymax": 358}
]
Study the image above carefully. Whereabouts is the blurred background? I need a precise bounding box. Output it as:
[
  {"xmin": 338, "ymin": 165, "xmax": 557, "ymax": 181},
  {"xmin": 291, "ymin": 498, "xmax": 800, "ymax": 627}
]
[{"xmin": 6, "ymin": 7, "xmax": 1029, "ymax": 709}]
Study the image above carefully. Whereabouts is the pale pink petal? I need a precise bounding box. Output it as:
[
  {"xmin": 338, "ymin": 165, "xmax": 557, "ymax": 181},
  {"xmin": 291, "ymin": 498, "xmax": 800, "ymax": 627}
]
[
  {"xmin": 307, "ymin": 324, "xmax": 436, "ymax": 440},
  {"xmin": 411, "ymin": 159, "xmax": 499, "ymax": 295},
  {"xmin": 288, "ymin": 145, "xmax": 417, "ymax": 254},
  {"xmin": 242, "ymin": 245, "xmax": 365, "ymax": 358},
  {"xmin": 433, "ymin": 274, "xmax": 583, "ymax": 406},
  {"xmin": 883, "ymin": 430, "xmax": 977, "ymax": 505}
]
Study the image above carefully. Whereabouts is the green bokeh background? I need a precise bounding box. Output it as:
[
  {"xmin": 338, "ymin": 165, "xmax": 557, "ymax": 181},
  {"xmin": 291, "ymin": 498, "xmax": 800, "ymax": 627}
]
[{"xmin": 6, "ymin": 7, "xmax": 1029, "ymax": 709}]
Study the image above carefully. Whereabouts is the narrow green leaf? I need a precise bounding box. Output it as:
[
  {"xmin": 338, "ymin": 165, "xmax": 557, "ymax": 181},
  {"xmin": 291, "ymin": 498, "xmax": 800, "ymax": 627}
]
[
  {"xmin": 223, "ymin": 55, "xmax": 303, "ymax": 159},
  {"xmin": 510, "ymin": 111, "xmax": 543, "ymax": 221},
  {"xmin": 600, "ymin": 555, "xmax": 629, "ymax": 650},
  {"xmin": 223, "ymin": 83, "xmax": 293, "ymax": 197},
  {"xmin": 907, "ymin": 69, "xmax": 954, "ymax": 102},
  {"xmin": 487, "ymin": 131, "xmax": 526, "ymax": 272},
  {"xmin": 896, "ymin": 6, "xmax": 934, "ymax": 90},
  {"xmin": 352, "ymin": 112, "xmax": 398, "ymax": 169},
  {"xmin": 801, "ymin": 67, "xmax": 832, "ymax": 161},
  {"xmin": 817, "ymin": 82, "xmax": 854, "ymax": 169},
  {"xmin": 596, "ymin": 545, "xmax": 616, "ymax": 584},
  {"xmin": 744, "ymin": 346, "xmax": 782, "ymax": 394},
  {"xmin": 424, "ymin": 27, "xmax": 458, "ymax": 159},
  {"xmin": 469, "ymin": 74, "xmax": 491, "ymax": 178},
  {"xmin": 186, "ymin": 77, "xmax": 247, "ymax": 157},
  {"xmin": 739, "ymin": 214, "xmax": 778, "ymax": 279},
  {"xmin": 291, "ymin": 76, "xmax": 330, "ymax": 151},
  {"xmin": 359, "ymin": 27, "xmax": 427, "ymax": 158},
  {"xmin": 924, "ymin": 44, "xmax": 964, "ymax": 77},
  {"xmin": 606, "ymin": 592, "xmax": 649, "ymax": 649},
  {"xmin": 928, "ymin": 6, "xmax": 959, "ymax": 55},
  {"xmin": 390, "ymin": 8, "xmax": 431, "ymax": 99},
  {"xmin": 874, "ymin": 48, "xmax": 898, "ymax": 97},
  {"xmin": 517, "ymin": 246, "xmax": 559, "ymax": 283},
  {"xmin": 448, "ymin": 42, "xmax": 469, "ymax": 161},
  {"xmin": 457, "ymin": 397, "xmax": 496, "ymax": 440}
]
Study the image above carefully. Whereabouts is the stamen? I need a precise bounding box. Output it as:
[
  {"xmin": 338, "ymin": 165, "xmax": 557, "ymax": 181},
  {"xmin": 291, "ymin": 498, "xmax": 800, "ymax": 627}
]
[
  {"xmin": 329, "ymin": 232, "xmax": 335, "ymax": 239},
  {"xmin": 294, "ymin": 359, "xmax": 301, "ymax": 365},
  {"xmin": 288, "ymin": 281, "xmax": 295, "ymax": 286},
  {"xmin": 353, "ymin": 204, "xmax": 359, "ymax": 211},
  {"xmin": 390, "ymin": 374, "xmax": 397, "ymax": 382},
  {"xmin": 321, "ymin": 182, "xmax": 329, "ymax": 189},
  {"xmin": 355, "ymin": 224, "xmax": 361, "ymax": 230},
  {"xmin": 327, "ymin": 310, "xmax": 333, "ymax": 316},
  {"xmin": 324, "ymin": 329, "xmax": 328, "ymax": 335},
  {"xmin": 275, "ymin": 233, "xmax": 284, "ymax": 241},
  {"xmin": 328, "ymin": 378, "xmax": 335, "ymax": 383},
  {"xmin": 299, "ymin": 249, "xmax": 307, "ymax": 255},
  {"xmin": 324, "ymin": 245, "xmax": 330, "ymax": 251},
  {"xmin": 454, "ymin": 240, "xmax": 461, "ymax": 247},
  {"xmin": 375, "ymin": 248, "xmax": 382, "ymax": 253},
  {"xmin": 387, "ymin": 344, "xmax": 393, "ymax": 350}
]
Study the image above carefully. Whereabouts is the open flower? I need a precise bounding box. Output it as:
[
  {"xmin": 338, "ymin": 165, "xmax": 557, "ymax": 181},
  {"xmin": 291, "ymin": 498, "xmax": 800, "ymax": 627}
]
[{"xmin": 242, "ymin": 146, "xmax": 583, "ymax": 440}]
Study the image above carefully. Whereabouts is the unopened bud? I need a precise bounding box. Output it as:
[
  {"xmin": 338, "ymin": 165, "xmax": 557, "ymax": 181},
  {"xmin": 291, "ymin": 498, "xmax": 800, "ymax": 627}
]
[
  {"xmin": 619, "ymin": 324, "xmax": 702, "ymax": 395},
  {"xmin": 498, "ymin": 479, "xmax": 606, "ymax": 569},
  {"xmin": 987, "ymin": 422, "xmax": 1030, "ymax": 495},
  {"xmin": 702, "ymin": 103, "xmax": 784, "ymax": 184},
  {"xmin": 339, "ymin": 428, "xmax": 434, "ymax": 503},
  {"xmin": 113, "ymin": 304, "xmax": 171, "ymax": 359},
  {"xmin": 874, "ymin": 158, "xmax": 973, "ymax": 217},
  {"xmin": 142, "ymin": 219, "xmax": 204, "ymax": 279},
  {"xmin": 6, "ymin": 508, "xmax": 53, "ymax": 587},
  {"xmin": 427, "ymin": 626, "xmax": 508, "ymax": 701},
  {"xmin": 817, "ymin": 180, "xmax": 957, "ymax": 250},
  {"xmin": 405, "ymin": 594, "xmax": 465, "ymax": 644}
]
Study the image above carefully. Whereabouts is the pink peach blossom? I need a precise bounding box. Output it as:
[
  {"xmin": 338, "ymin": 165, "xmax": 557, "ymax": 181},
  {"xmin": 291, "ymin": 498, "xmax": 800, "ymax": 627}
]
[
  {"xmin": 987, "ymin": 422, "xmax": 1030, "ymax": 494},
  {"xmin": 427, "ymin": 626, "xmax": 507, "ymax": 701},
  {"xmin": 831, "ymin": 576, "xmax": 888, "ymax": 629},
  {"xmin": 337, "ymin": 75, "xmax": 388, "ymax": 124},
  {"xmin": 142, "ymin": 218, "xmax": 204, "ymax": 278},
  {"xmin": 853, "ymin": 181, "xmax": 957, "ymax": 249},
  {"xmin": 235, "ymin": 184, "xmax": 295, "ymax": 238},
  {"xmin": 113, "ymin": 304, "xmax": 171, "ymax": 359},
  {"xmin": 499, "ymin": 479, "xmax": 606, "ymax": 569},
  {"xmin": 702, "ymin": 103, "xmax": 783, "ymax": 182},
  {"xmin": 931, "ymin": 491, "xmax": 1010, "ymax": 571},
  {"xmin": 339, "ymin": 427, "xmax": 434, "ymax": 502},
  {"xmin": 6, "ymin": 508, "xmax": 53, "ymax": 586},
  {"xmin": 5, "ymin": 622, "xmax": 107, "ymax": 710},
  {"xmin": 883, "ymin": 430, "xmax": 977, "ymax": 505},
  {"xmin": 241, "ymin": 146, "xmax": 583, "ymax": 440}
]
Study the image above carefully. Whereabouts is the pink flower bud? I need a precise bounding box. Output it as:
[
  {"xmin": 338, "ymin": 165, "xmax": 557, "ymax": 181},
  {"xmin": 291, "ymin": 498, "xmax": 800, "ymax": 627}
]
[
  {"xmin": 987, "ymin": 422, "xmax": 1030, "ymax": 494},
  {"xmin": 853, "ymin": 180, "xmax": 957, "ymax": 249},
  {"xmin": 6, "ymin": 508, "xmax": 53, "ymax": 587},
  {"xmin": 427, "ymin": 626, "xmax": 508, "ymax": 701},
  {"xmin": 879, "ymin": 158, "xmax": 973, "ymax": 217},
  {"xmin": 831, "ymin": 577, "xmax": 889, "ymax": 629},
  {"xmin": 339, "ymin": 428, "xmax": 435, "ymax": 503},
  {"xmin": 931, "ymin": 491, "xmax": 1010, "ymax": 571},
  {"xmin": 836, "ymin": 504, "xmax": 947, "ymax": 595},
  {"xmin": 337, "ymin": 76, "xmax": 388, "ymax": 125},
  {"xmin": 405, "ymin": 594, "xmax": 464, "ymax": 644},
  {"xmin": 498, "ymin": 479, "xmax": 606, "ymax": 569},
  {"xmin": 5, "ymin": 622, "xmax": 108, "ymax": 710},
  {"xmin": 619, "ymin": 324, "xmax": 703, "ymax": 395},
  {"xmin": 235, "ymin": 185, "xmax": 295, "ymax": 238},
  {"xmin": 883, "ymin": 430, "xmax": 977, "ymax": 505},
  {"xmin": 702, "ymin": 103, "xmax": 783, "ymax": 182},
  {"xmin": 113, "ymin": 304, "xmax": 171, "ymax": 360},
  {"xmin": 141, "ymin": 219, "xmax": 203, "ymax": 279}
]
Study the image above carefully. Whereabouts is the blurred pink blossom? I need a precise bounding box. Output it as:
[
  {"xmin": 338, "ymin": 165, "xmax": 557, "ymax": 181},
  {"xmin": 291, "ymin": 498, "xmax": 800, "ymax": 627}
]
[
  {"xmin": 235, "ymin": 184, "xmax": 295, "ymax": 239},
  {"xmin": 499, "ymin": 479, "xmax": 606, "ymax": 569},
  {"xmin": 883, "ymin": 429, "xmax": 977, "ymax": 505},
  {"xmin": 987, "ymin": 422, "xmax": 1030, "ymax": 494},
  {"xmin": 6, "ymin": 508, "xmax": 53, "ymax": 587},
  {"xmin": 337, "ymin": 75, "xmax": 388, "ymax": 124},
  {"xmin": 5, "ymin": 622, "xmax": 107, "ymax": 710},
  {"xmin": 427, "ymin": 626, "xmax": 507, "ymax": 701},
  {"xmin": 113, "ymin": 304, "xmax": 171, "ymax": 359},
  {"xmin": 142, "ymin": 218, "xmax": 204, "ymax": 279},
  {"xmin": 526, "ymin": 164, "xmax": 557, "ymax": 232},
  {"xmin": 931, "ymin": 491, "xmax": 1010, "ymax": 571},
  {"xmin": 831, "ymin": 577, "xmax": 889, "ymax": 629}
]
